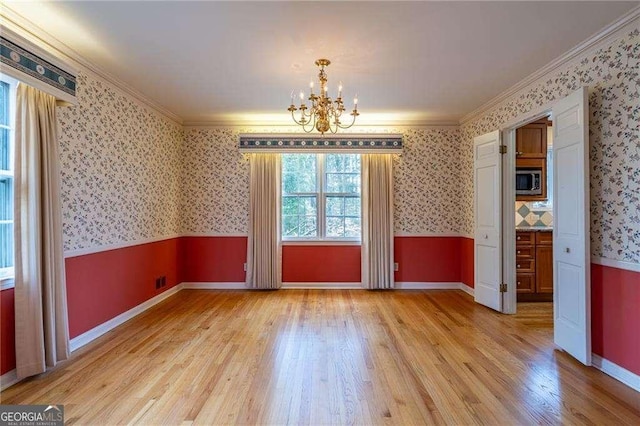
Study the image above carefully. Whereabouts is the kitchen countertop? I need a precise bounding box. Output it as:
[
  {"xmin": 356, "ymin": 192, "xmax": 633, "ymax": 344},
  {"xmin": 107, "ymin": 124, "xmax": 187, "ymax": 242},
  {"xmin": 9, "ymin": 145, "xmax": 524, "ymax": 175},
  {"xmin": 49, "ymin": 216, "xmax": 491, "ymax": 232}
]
[{"xmin": 516, "ymin": 226, "xmax": 553, "ymax": 231}]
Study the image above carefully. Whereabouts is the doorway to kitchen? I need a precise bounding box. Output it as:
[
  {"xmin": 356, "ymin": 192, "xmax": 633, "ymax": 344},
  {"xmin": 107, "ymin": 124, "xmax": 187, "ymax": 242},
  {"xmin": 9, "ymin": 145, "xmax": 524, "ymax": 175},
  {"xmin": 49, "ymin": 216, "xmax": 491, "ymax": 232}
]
[{"xmin": 500, "ymin": 87, "xmax": 592, "ymax": 365}]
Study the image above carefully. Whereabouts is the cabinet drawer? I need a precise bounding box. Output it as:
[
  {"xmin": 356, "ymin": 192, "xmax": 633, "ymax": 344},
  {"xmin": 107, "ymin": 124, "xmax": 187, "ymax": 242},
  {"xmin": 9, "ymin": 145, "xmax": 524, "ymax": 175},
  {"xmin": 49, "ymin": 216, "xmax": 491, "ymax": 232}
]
[
  {"xmin": 516, "ymin": 259, "xmax": 535, "ymax": 273},
  {"xmin": 516, "ymin": 273, "xmax": 535, "ymax": 293},
  {"xmin": 516, "ymin": 232, "xmax": 535, "ymax": 245},
  {"xmin": 516, "ymin": 246, "xmax": 535, "ymax": 258},
  {"xmin": 536, "ymin": 231, "xmax": 553, "ymax": 245}
]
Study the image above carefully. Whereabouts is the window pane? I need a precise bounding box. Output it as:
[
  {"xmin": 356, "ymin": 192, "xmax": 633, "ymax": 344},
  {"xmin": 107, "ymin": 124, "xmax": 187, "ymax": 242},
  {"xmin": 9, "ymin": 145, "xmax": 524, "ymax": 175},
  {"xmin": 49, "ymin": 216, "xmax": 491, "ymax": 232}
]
[
  {"xmin": 325, "ymin": 154, "xmax": 360, "ymax": 173},
  {"xmin": 282, "ymin": 154, "xmax": 317, "ymax": 193},
  {"xmin": 344, "ymin": 217, "xmax": 361, "ymax": 238},
  {"xmin": 0, "ymin": 223, "xmax": 12, "ymax": 269},
  {"xmin": 326, "ymin": 216, "xmax": 344, "ymax": 238},
  {"xmin": 283, "ymin": 172, "xmax": 316, "ymax": 194},
  {"xmin": 0, "ymin": 128, "xmax": 9, "ymax": 171},
  {"xmin": 300, "ymin": 196, "xmax": 317, "ymax": 215},
  {"xmin": 344, "ymin": 197, "xmax": 360, "ymax": 216},
  {"xmin": 326, "ymin": 173, "xmax": 360, "ymax": 194},
  {"xmin": 326, "ymin": 196, "xmax": 344, "ymax": 216},
  {"xmin": 0, "ymin": 81, "xmax": 8, "ymax": 126},
  {"xmin": 282, "ymin": 215, "xmax": 299, "ymax": 237},
  {"xmin": 282, "ymin": 196, "xmax": 298, "ymax": 215},
  {"xmin": 0, "ymin": 177, "xmax": 12, "ymax": 221},
  {"xmin": 282, "ymin": 195, "xmax": 317, "ymax": 238},
  {"xmin": 300, "ymin": 216, "xmax": 317, "ymax": 237}
]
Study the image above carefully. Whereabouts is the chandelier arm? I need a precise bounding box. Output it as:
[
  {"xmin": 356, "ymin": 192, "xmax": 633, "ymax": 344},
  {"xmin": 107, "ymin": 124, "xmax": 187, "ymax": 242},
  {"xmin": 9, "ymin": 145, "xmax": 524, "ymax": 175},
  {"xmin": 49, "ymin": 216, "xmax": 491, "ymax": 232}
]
[
  {"xmin": 290, "ymin": 110, "xmax": 306, "ymax": 126},
  {"xmin": 336, "ymin": 113, "xmax": 358, "ymax": 129},
  {"xmin": 304, "ymin": 111, "xmax": 317, "ymax": 133}
]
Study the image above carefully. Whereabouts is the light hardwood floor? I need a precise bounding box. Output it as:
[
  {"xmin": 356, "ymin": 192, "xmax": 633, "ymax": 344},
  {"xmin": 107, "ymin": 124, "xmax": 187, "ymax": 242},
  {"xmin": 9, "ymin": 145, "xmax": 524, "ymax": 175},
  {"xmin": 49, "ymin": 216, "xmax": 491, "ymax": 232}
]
[{"xmin": 2, "ymin": 290, "xmax": 639, "ymax": 425}]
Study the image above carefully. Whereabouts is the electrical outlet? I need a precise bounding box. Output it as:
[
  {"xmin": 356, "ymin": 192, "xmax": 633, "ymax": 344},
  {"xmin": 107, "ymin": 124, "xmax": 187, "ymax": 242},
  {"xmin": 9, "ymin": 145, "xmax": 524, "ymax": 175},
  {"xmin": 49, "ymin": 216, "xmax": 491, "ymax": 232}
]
[
  {"xmin": 243, "ymin": 263, "xmax": 247, "ymax": 271},
  {"xmin": 394, "ymin": 262, "xmax": 399, "ymax": 271},
  {"xmin": 155, "ymin": 278, "xmax": 161, "ymax": 289}
]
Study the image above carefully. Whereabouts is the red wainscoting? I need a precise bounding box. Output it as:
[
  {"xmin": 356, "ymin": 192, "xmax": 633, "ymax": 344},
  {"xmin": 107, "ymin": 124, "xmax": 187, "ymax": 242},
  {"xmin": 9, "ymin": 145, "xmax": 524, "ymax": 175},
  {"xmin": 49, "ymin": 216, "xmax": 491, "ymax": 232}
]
[
  {"xmin": 591, "ymin": 263, "xmax": 640, "ymax": 376},
  {"xmin": 460, "ymin": 237, "xmax": 475, "ymax": 288},
  {"xmin": 394, "ymin": 237, "xmax": 467, "ymax": 283},
  {"xmin": 1, "ymin": 288, "xmax": 16, "ymax": 375},
  {"xmin": 180, "ymin": 236, "xmax": 247, "ymax": 283},
  {"xmin": 65, "ymin": 238, "xmax": 180, "ymax": 339},
  {"xmin": 282, "ymin": 245, "xmax": 361, "ymax": 282}
]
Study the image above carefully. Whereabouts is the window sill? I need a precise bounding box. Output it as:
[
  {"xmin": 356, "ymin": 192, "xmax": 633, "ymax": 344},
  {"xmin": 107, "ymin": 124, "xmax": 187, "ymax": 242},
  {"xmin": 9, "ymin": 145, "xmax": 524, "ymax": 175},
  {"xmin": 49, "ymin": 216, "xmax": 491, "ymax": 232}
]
[
  {"xmin": 1, "ymin": 278, "xmax": 15, "ymax": 290},
  {"xmin": 281, "ymin": 240, "xmax": 361, "ymax": 246}
]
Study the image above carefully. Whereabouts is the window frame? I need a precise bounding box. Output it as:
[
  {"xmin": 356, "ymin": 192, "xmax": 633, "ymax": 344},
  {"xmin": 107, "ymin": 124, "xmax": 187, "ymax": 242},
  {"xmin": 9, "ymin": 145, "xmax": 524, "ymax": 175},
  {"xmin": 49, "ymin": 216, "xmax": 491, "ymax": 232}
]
[
  {"xmin": 281, "ymin": 153, "xmax": 362, "ymax": 244},
  {"xmin": 0, "ymin": 75, "xmax": 17, "ymax": 289}
]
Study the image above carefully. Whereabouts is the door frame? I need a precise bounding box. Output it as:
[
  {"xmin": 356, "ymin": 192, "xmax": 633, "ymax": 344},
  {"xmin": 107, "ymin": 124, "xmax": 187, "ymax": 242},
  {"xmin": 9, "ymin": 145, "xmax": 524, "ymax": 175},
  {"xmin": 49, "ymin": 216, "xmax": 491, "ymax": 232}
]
[{"xmin": 500, "ymin": 102, "xmax": 553, "ymax": 315}]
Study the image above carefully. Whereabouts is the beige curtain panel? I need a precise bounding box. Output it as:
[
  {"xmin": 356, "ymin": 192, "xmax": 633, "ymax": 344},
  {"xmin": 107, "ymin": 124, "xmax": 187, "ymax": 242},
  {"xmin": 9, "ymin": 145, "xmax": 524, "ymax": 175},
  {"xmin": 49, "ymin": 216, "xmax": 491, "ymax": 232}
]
[
  {"xmin": 14, "ymin": 84, "xmax": 70, "ymax": 379},
  {"xmin": 361, "ymin": 154, "xmax": 395, "ymax": 289},
  {"xmin": 246, "ymin": 153, "xmax": 282, "ymax": 289}
]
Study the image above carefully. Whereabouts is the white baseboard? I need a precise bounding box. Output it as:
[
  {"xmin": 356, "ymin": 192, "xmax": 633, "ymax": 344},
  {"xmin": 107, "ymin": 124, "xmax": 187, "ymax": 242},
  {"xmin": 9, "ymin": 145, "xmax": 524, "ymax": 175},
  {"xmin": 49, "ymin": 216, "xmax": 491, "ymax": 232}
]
[
  {"xmin": 592, "ymin": 354, "xmax": 640, "ymax": 392},
  {"xmin": 282, "ymin": 282, "xmax": 362, "ymax": 289},
  {"xmin": 0, "ymin": 369, "xmax": 18, "ymax": 391},
  {"xmin": 395, "ymin": 282, "xmax": 462, "ymax": 290},
  {"xmin": 459, "ymin": 283, "xmax": 475, "ymax": 296},
  {"xmin": 181, "ymin": 282, "xmax": 246, "ymax": 289},
  {"xmin": 69, "ymin": 285, "xmax": 181, "ymax": 352}
]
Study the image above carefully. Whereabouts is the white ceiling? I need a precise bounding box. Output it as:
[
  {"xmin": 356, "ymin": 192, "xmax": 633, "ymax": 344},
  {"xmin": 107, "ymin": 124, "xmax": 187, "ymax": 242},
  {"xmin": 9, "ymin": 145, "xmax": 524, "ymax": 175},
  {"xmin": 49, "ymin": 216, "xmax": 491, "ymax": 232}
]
[{"xmin": 5, "ymin": 1, "xmax": 638, "ymax": 125}]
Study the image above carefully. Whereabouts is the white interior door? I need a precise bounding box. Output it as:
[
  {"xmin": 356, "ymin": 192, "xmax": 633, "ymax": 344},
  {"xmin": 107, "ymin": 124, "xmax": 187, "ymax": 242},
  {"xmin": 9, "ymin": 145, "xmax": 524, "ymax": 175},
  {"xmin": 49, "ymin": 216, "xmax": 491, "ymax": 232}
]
[
  {"xmin": 552, "ymin": 87, "xmax": 591, "ymax": 365},
  {"xmin": 474, "ymin": 130, "xmax": 503, "ymax": 312}
]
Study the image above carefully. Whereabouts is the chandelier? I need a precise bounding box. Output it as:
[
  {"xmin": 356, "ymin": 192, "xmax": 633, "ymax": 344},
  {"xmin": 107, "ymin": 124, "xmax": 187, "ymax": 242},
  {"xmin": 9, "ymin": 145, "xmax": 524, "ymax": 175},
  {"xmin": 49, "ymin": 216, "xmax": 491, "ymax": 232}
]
[{"xmin": 288, "ymin": 59, "xmax": 359, "ymax": 134}]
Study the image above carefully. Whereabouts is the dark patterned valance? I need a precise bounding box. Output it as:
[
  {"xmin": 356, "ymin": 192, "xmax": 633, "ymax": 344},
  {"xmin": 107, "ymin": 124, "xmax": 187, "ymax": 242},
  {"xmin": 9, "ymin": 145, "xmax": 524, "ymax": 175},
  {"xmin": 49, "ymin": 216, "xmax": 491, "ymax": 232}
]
[
  {"xmin": 238, "ymin": 134, "xmax": 403, "ymax": 153},
  {"xmin": 1, "ymin": 36, "xmax": 76, "ymax": 98}
]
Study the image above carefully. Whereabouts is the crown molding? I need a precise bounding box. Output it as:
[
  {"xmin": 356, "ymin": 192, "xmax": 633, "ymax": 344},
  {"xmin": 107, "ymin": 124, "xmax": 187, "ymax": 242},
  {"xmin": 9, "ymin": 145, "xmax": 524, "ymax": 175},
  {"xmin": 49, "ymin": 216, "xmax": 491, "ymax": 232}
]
[
  {"xmin": 0, "ymin": 5, "xmax": 183, "ymax": 125},
  {"xmin": 460, "ymin": 5, "xmax": 640, "ymax": 126},
  {"xmin": 182, "ymin": 120, "xmax": 460, "ymax": 129}
]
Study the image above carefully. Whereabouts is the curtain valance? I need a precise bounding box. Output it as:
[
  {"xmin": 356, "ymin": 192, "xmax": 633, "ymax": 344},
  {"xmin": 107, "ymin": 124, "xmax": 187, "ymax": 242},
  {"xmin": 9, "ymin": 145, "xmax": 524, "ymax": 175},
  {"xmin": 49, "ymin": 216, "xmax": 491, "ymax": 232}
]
[
  {"xmin": 1, "ymin": 32, "xmax": 77, "ymax": 104},
  {"xmin": 238, "ymin": 134, "xmax": 403, "ymax": 153}
]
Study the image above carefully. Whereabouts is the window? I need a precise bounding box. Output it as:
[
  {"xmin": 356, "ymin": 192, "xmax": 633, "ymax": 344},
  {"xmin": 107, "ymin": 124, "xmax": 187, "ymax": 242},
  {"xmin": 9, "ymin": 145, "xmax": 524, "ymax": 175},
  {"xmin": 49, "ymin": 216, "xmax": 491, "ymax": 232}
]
[
  {"xmin": 0, "ymin": 78, "xmax": 15, "ymax": 287},
  {"xmin": 282, "ymin": 153, "xmax": 361, "ymax": 240}
]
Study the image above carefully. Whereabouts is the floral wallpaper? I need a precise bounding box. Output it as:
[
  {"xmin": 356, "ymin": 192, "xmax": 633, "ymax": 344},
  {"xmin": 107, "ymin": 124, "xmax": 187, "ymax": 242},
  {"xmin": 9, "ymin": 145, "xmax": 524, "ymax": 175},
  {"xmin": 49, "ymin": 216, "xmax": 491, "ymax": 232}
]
[
  {"xmin": 180, "ymin": 128, "xmax": 249, "ymax": 235},
  {"xmin": 393, "ymin": 128, "xmax": 463, "ymax": 235},
  {"xmin": 461, "ymin": 27, "xmax": 640, "ymax": 263},
  {"xmin": 58, "ymin": 71, "xmax": 184, "ymax": 251},
  {"xmin": 180, "ymin": 126, "xmax": 464, "ymax": 236}
]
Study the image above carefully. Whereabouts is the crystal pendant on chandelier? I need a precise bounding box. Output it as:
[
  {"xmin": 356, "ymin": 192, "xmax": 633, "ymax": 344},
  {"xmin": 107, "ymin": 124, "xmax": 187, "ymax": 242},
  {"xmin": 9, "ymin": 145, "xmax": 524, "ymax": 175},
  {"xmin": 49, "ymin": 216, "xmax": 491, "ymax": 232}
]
[{"xmin": 288, "ymin": 59, "xmax": 359, "ymax": 135}]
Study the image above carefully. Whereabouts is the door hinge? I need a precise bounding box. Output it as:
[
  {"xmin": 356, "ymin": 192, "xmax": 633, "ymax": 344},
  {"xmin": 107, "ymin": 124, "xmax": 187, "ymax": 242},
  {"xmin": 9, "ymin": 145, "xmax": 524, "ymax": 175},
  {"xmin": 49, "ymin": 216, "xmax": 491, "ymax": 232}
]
[
  {"xmin": 499, "ymin": 145, "xmax": 507, "ymax": 154},
  {"xmin": 500, "ymin": 283, "xmax": 507, "ymax": 293}
]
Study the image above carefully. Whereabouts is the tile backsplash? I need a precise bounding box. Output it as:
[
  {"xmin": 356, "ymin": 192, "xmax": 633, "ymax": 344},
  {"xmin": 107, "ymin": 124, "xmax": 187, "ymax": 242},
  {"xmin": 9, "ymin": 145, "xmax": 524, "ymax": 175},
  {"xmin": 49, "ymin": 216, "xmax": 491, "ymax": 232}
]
[{"xmin": 516, "ymin": 202, "xmax": 553, "ymax": 227}]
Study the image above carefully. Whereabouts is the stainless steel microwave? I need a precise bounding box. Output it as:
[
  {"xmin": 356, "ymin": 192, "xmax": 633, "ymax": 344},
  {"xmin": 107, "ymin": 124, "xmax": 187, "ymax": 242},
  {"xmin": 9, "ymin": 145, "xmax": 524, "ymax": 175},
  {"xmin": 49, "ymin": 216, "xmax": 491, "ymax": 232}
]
[{"xmin": 516, "ymin": 169, "xmax": 542, "ymax": 195}]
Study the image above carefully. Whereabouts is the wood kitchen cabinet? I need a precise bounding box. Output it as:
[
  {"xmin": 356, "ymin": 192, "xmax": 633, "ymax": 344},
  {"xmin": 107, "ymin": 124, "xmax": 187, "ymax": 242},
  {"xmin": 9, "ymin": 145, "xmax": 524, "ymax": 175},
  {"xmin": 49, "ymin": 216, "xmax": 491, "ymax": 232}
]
[
  {"xmin": 516, "ymin": 119, "xmax": 550, "ymax": 202},
  {"xmin": 515, "ymin": 119, "xmax": 548, "ymax": 159},
  {"xmin": 516, "ymin": 230, "xmax": 553, "ymax": 302}
]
